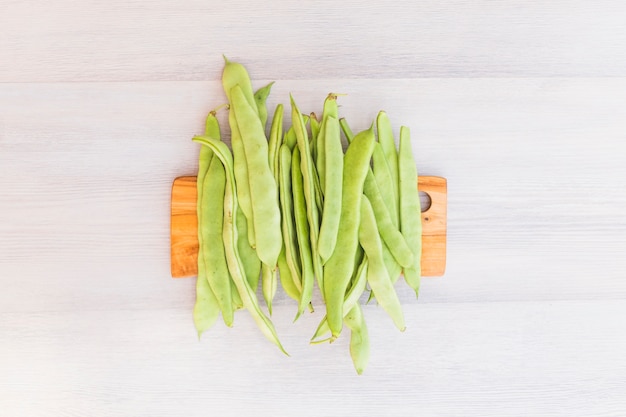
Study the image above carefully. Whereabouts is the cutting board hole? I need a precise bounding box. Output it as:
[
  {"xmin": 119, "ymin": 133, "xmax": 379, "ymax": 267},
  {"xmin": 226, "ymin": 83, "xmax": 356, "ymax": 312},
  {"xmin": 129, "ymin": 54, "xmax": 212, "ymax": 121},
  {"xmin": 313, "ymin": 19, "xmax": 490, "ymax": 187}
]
[{"xmin": 420, "ymin": 191, "xmax": 432, "ymax": 212}]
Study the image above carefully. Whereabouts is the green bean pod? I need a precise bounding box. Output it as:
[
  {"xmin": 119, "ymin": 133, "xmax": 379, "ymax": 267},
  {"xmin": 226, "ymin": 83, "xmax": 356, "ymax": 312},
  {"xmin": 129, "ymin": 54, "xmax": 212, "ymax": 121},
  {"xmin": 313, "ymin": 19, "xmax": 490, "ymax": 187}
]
[
  {"xmin": 195, "ymin": 110, "xmax": 228, "ymax": 333},
  {"xmin": 372, "ymin": 142, "xmax": 398, "ymax": 227},
  {"xmin": 193, "ymin": 270, "xmax": 220, "ymax": 339},
  {"xmin": 230, "ymin": 84, "xmax": 282, "ymax": 269},
  {"xmin": 222, "ymin": 58, "xmax": 257, "ymax": 249},
  {"xmin": 192, "ymin": 135, "xmax": 287, "ymax": 355},
  {"xmin": 262, "ymin": 263, "xmax": 277, "ymax": 315},
  {"xmin": 290, "ymin": 95, "xmax": 324, "ymax": 297},
  {"xmin": 268, "ymin": 104, "xmax": 284, "ymax": 184},
  {"xmin": 291, "ymin": 146, "xmax": 315, "ymax": 319},
  {"xmin": 339, "ymin": 117, "xmax": 355, "ymax": 144},
  {"xmin": 236, "ymin": 205, "xmax": 261, "ymax": 291},
  {"xmin": 316, "ymin": 94, "xmax": 339, "ymax": 195},
  {"xmin": 309, "ymin": 112, "xmax": 320, "ymax": 162},
  {"xmin": 359, "ymin": 195, "xmax": 405, "ymax": 331},
  {"xmin": 277, "ymin": 248, "xmax": 301, "ymax": 304},
  {"xmin": 278, "ymin": 145, "xmax": 303, "ymax": 294},
  {"xmin": 201, "ymin": 155, "xmax": 234, "ymax": 326},
  {"xmin": 311, "ymin": 257, "xmax": 368, "ymax": 343},
  {"xmin": 195, "ymin": 126, "xmax": 218, "ymax": 336},
  {"xmin": 344, "ymin": 304, "xmax": 370, "ymax": 375},
  {"xmin": 383, "ymin": 240, "xmax": 403, "ymax": 284},
  {"xmin": 254, "ymin": 81, "xmax": 274, "ymax": 130},
  {"xmin": 324, "ymin": 126, "xmax": 375, "ymax": 339},
  {"xmin": 376, "ymin": 111, "xmax": 399, "ymax": 221},
  {"xmin": 398, "ymin": 126, "xmax": 422, "ymax": 297},
  {"xmin": 317, "ymin": 115, "xmax": 343, "ymax": 264},
  {"xmin": 362, "ymin": 170, "xmax": 413, "ymax": 268},
  {"xmin": 284, "ymin": 126, "xmax": 297, "ymax": 151}
]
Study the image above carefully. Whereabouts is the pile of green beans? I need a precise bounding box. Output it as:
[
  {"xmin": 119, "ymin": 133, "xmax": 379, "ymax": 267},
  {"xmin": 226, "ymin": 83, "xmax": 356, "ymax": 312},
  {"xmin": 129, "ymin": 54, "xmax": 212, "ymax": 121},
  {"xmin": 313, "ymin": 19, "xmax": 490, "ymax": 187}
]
[{"xmin": 191, "ymin": 58, "xmax": 421, "ymax": 374}]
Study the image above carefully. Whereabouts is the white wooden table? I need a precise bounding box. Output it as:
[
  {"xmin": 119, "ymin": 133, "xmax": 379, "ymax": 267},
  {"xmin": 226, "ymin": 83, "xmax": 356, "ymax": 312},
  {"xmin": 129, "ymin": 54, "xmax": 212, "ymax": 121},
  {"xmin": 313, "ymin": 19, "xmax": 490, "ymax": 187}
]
[{"xmin": 2, "ymin": 1, "xmax": 626, "ymax": 416}]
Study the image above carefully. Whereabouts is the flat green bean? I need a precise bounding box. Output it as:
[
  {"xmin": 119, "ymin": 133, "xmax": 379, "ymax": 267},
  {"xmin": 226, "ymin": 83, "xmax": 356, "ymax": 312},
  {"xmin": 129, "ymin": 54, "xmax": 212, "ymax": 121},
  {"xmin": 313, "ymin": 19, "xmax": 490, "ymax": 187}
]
[
  {"xmin": 376, "ymin": 111, "xmax": 399, "ymax": 221},
  {"xmin": 192, "ymin": 135, "xmax": 287, "ymax": 354},
  {"xmin": 363, "ymin": 169, "xmax": 413, "ymax": 268},
  {"xmin": 231, "ymin": 85, "xmax": 282, "ymax": 269},
  {"xmin": 317, "ymin": 115, "xmax": 343, "ymax": 264},
  {"xmin": 372, "ymin": 142, "xmax": 398, "ymax": 227},
  {"xmin": 268, "ymin": 104, "xmax": 284, "ymax": 184},
  {"xmin": 324, "ymin": 126, "xmax": 375, "ymax": 339},
  {"xmin": 291, "ymin": 146, "xmax": 315, "ymax": 318},
  {"xmin": 278, "ymin": 145, "xmax": 303, "ymax": 294},
  {"xmin": 309, "ymin": 112, "xmax": 320, "ymax": 162},
  {"xmin": 236, "ymin": 205, "xmax": 261, "ymax": 291},
  {"xmin": 344, "ymin": 304, "xmax": 369, "ymax": 375},
  {"xmin": 195, "ymin": 110, "xmax": 229, "ymax": 333},
  {"xmin": 201, "ymin": 154, "xmax": 234, "ymax": 326},
  {"xmin": 311, "ymin": 257, "xmax": 368, "ymax": 343},
  {"xmin": 277, "ymin": 248, "xmax": 301, "ymax": 304},
  {"xmin": 193, "ymin": 270, "xmax": 220, "ymax": 339},
  {"xmin": 383, "ymin": 240, "xmax": 402, "ymax": 284},
  {"xmin": 316, "ymin": 94, "xmax": 339, "ymax": 195},
  {"xmin": 254, "ymin": 81, "xmax": 274, "ymax": 130},
  {"xmin": 284, "ymin": 126, "xmax": 297, "ymax": 150},
  {"xmin": 290, "ymin": 95, "xmax": 324, "ymax": 297},
  {"xmin": 398, "ymin": 126, "xmax": 422, "ymax": 297},
  {"xmin": 339, "ymin": 117, "xmax": 354, "ymax": 144},
  {"xmin": 222, "ymin": 58, "xmax": 258, "ymax": 247},
  {"xmin": 262, "ymin": 263, "xmax": 276, "ymax": 315},
  {"xmin": 359, "ymin": 195, "xmax": 405, "ymax": 331}
]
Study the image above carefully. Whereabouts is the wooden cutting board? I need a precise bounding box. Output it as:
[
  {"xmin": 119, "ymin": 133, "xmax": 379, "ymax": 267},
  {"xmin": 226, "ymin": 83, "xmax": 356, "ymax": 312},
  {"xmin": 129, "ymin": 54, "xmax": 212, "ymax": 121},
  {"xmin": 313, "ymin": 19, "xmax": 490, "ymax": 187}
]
[{"xmin": 171, "ymin": 175, "xmax": 447, "ymax": 278}]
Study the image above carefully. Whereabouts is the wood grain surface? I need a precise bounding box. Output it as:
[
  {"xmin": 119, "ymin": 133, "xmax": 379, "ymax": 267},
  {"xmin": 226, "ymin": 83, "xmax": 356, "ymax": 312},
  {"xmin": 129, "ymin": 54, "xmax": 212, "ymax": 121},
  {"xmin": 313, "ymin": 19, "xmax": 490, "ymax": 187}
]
[{"xmin": 1, "ymin": 1, "xmax": 626, "ymax": 416}]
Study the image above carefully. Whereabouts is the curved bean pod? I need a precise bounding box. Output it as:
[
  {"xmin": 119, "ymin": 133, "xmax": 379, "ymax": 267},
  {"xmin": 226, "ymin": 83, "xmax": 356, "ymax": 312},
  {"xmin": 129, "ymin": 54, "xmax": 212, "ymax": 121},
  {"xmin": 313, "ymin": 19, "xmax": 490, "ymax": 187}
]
[
  {"xmin": 372, "ymin": 142, "xmax": 398, "ymax": 227},
  {"xmin": 192, "ymin": 135, "xmax": 287, "ymax": 355},
  {"xmin": 359, "ymin": 195, "xmax": 405, "ymax": 331},
  {"xmin": 291, "ymin": 146, "xmax": 315, "ymax": 318},
  {"xmin": 254, "ymin": 81, "xmax": 274, "ymax": 129},
  {"xmin": 310, "ymin": 257, "xmax": 368, "ymax": 343},
  {"xmin": 278, "ymin": 145, "xmax": 303, "ymax": 294},
  {"xmin": 317, "ymin": 115, "xmax": 343, "ymax": 264},
  {"xmin": 290, "ymin": 95, "xmax": 324, "ymax": 297},
  {"xmin": 193, "ymin": 270, "xmax": 220, "ymax": 339},
  {"xmin": 339, "ymin": 117, "xmax": 354, "ymax": 144},
  {"xmin": 324, "ymin": 126, "xmax": 375, "ymax": 339},
  {"xmin": 376, "ymin": 111, "xmax": 399, "ymax": 221},
  {"xmin": 344, "ymin": 304, "xmax": 370, "ymax": 375},
  {"xmin": 231, "ymin": 84, "xmax": 282, "ymax": 268},
  {"xmin": 236, "ymin": 205, "xmax": 261, "ymax": 291},
  {"xmin": 363, "ymin": 170, "xmax": 414, "ymax": 268},
  {"xmin": 201, "ymin": 155, "xmax": 234, "ymax": 326},
  {"xmin": 398, "ymin": 126, "xmax": 422, "ymax": 297}
]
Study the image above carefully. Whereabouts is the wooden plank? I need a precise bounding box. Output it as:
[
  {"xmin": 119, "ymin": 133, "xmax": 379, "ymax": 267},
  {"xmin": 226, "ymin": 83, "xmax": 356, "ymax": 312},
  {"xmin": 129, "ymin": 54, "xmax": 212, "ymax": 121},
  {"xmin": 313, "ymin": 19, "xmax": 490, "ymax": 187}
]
[
  {"xmin": 3, "ymin": 0, "xmax": 626, "ymax": 82},
  {"xmin": 171, "ymin": 175, "xmax": 447, "ymax": 278},
  {"xmin": 2, "ymin": 301, "xmax": 625, "ymax": 416}
]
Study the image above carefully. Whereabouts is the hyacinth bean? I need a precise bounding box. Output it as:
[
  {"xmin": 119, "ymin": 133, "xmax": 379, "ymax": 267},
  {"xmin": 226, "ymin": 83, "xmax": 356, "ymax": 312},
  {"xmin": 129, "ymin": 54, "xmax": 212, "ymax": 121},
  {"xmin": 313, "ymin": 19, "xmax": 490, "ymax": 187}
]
[
  {"xmin": 376, "ymin": 111, "xmax": 399, "ymax": 221},
  {"xmin": 278, "ymin": 145, "xmax": 304, "ymax": 294},
  {"xmin": 222, "ymin": 59, "xmax": 257, "ymax": 248},
  {"xmin": 192, "ymin": 135, "xmax": 287, "ymax": 355},
  {"xmin": 359, "ymin": 195, "xmax": 405, "ymax": 331},
  {"xmin": 254, "ymin": 81, "xmax": 274, "ymax": 129},
  {"xmin": 317, "ymin": 114, "xmax": 343, "ymax": 264},
  {"xmin": 230, "ymin": 85, "xmax": 282, "ymax": 269},
  {"xmin": 291, "ymin": 146, "xmax": 315, "ymax": 318},
  {"xmin": 398, "ymin": 126, "xmax": 422, "ymax": 297},
  {"xmin": 324, "ymin": 126, "xmax": 375, "ymax": 339},
  {"xmin": 310, "ymin": 257, "xmax": 368, "ymax": 343},
  {"xmin": 290, "ymin": 95, "xmax": 324, "ymax": 297},
  {"xmin": 344, "ymin": 304, "xmax": 369, "ymax": 375}
]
